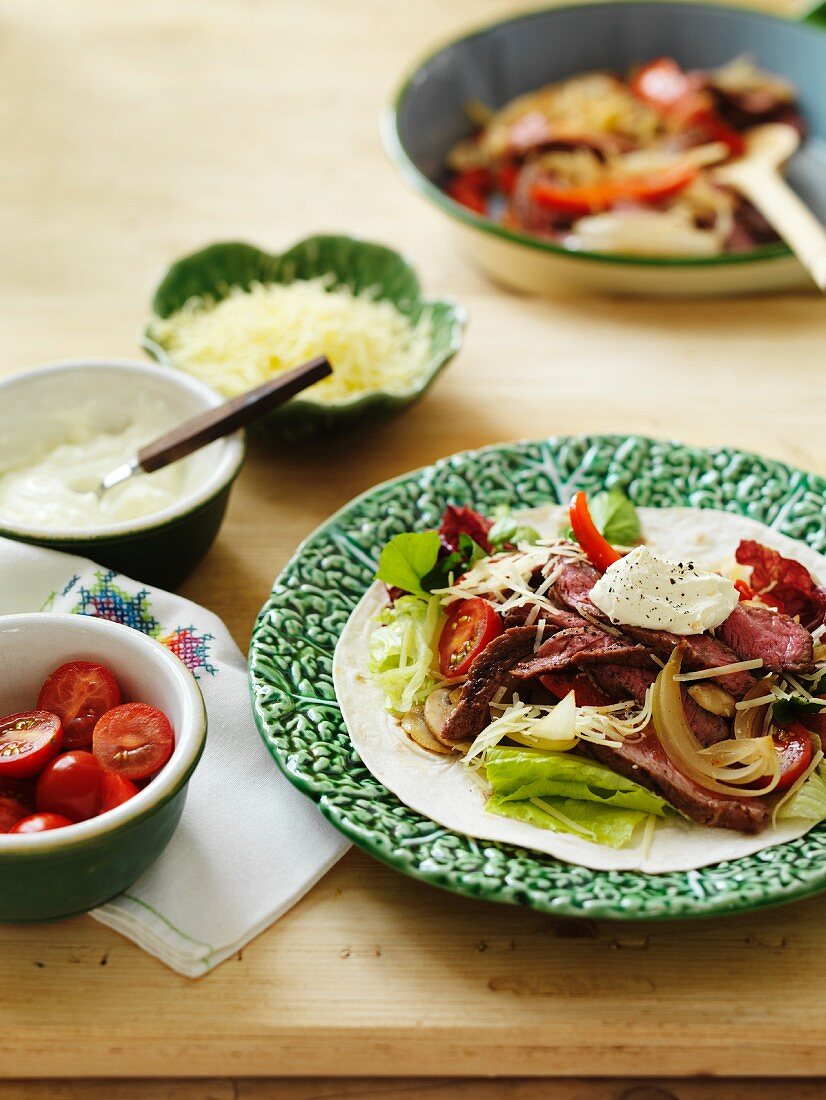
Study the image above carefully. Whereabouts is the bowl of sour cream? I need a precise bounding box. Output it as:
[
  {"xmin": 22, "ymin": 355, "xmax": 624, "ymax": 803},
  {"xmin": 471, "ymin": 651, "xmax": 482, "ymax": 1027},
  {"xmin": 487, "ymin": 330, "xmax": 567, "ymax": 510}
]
[{"xmin": 0, "ymin": 359, "xmax": 245, "ymax": 587}]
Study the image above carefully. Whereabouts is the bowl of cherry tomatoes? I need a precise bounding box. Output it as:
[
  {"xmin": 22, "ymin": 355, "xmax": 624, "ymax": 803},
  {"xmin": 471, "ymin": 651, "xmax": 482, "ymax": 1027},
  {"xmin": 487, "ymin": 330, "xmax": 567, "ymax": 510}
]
[{"xmin": 0, "ymin": 612, "xmax": 206, "ymax": 920}]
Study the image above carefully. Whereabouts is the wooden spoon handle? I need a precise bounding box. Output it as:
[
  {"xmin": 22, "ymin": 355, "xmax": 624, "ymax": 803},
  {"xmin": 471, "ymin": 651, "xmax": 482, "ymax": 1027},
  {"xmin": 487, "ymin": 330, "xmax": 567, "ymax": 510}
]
[
  {"xmin": 731, "ymin": 167, "xmax": 826, "ymax": 292},
  {"xmin": 137, "ymin": 356, "xmax": 332, "ymax": 473}
]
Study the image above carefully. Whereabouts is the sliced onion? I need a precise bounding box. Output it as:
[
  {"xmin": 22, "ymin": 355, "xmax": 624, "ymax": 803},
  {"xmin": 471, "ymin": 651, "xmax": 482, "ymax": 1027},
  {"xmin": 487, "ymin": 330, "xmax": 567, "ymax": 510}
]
[
  {"xmin": 652, "ymin": 646, "xmax": 780, "ymax": 797},
  {"xmin": 733, "ymin": 676, "xmax": 777, "ymax": 741}
]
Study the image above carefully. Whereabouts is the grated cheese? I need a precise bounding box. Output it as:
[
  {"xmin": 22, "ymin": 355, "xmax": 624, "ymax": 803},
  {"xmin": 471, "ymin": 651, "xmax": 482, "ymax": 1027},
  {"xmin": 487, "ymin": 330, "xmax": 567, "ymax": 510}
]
[
  {"xmin": 673, "ymin": 658, "xmax": 763, "ymax": 683},
  {"xmin": 147, "ymin": 277, "xmax": 435, "ymax": 404}
]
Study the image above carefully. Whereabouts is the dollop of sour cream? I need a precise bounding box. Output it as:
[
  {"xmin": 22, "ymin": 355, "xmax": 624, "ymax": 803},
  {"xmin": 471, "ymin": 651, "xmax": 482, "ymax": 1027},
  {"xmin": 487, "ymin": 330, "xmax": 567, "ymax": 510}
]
[
  {"xmin": 590, "ymin": 545, "xmax": 739, "ymax": 635},
  {"xmin": 0, "ymin": 395, "xmax": 191, "ymax": 531}
]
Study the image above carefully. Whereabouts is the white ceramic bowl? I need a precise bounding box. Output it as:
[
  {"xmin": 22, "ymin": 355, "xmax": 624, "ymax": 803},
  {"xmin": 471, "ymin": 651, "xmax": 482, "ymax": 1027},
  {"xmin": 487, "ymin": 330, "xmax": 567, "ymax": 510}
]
[
  {"xmin": 0, "ymin": 612, "xmax": 207, "ymax": 920},
  {"xmin": 0, "ymin": 359, "xmax": 246, "ymax": 587}
]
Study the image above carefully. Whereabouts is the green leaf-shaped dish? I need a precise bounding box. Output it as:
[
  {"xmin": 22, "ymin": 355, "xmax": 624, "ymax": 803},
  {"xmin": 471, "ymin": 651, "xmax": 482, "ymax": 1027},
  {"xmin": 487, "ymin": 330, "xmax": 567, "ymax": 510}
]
[{"xmin": 143, "ymin": 235, "xmax": 466, "ymax": 442}]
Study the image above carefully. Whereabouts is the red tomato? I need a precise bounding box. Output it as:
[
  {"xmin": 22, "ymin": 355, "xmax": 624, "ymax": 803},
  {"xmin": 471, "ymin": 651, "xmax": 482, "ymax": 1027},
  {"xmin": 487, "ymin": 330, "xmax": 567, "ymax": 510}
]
[
  {"xmin": 9, "ymin": 812, "xmax": 74, "ymax": 834},
  {"xmin": 93, "ymin": 703, "xmax": 174, "ymax": 781},
  {"xmin": 37, "ymin": 661, "xmax": 121, "ymax": 750},
  {"xmin": 539, "ymin": 672, "xmax": 611, "ymax": 708},
  {"xmin": 568, "ymin": 491, "xmax": 622, "ymax": 573},
  {"xmin": 100, "ymin": 771, "xmax": 139, "ymax": 812},
  {"xmin": 0, "ymin": 782, "xmax": 32, "ymax": 832},
  {"xmin": 36, "ymin": 750, "xmax": 103, "ymax": 821},
  {"xmin": 0, "ymin": 711, "xmax": 63, "ymax": 779},
  {"xmin": 437, "ymin": 598, "xmax": 503, "ymax": 678},
  {"xmin": 772, "ymin": 722, "xmax": 814, "ymax": 793}
]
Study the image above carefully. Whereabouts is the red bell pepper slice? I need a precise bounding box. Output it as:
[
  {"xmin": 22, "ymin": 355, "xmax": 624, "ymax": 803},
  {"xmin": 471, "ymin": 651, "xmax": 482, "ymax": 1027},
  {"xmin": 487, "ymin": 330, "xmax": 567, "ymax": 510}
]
[{"xmin": 568, "ymin": 491, "xmax": 622, "ymax": 573}]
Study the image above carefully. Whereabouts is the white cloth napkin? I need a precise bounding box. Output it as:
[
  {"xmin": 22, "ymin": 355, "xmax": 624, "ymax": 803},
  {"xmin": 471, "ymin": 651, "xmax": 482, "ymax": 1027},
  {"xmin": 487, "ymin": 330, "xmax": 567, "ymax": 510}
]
[{"xmin": 0, "ymin": 537, "xmax": 349, "ymax": 977}]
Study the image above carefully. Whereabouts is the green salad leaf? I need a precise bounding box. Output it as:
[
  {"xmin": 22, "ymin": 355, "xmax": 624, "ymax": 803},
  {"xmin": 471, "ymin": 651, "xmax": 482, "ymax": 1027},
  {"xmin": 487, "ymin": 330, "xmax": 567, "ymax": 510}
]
[
  {"xmin": 777, "ymin": 762, "xmax": 826, "ymax": 823},
  {"xmin": 488, "ymin": 507, "xmax": 541, "ymax": 553},
  {"xmin": 421, "ymin": 532, "xmax": 487, "ymax": 591},
  {"xmin": 484, "ymin": 746, "xmax": 665, "ymax": 849},
  {"xmin": 563, "ymin": 486, "xmax": 640, "ymax": 547},
  {"xmin": 772, "ymin": 697, "xmax": 825, "ymax": 726},
  {"xmin": 375, "ymin": 532, "xmax": 441, "ymax": 597},
  {"xmin": 486, "ymin": 794, "xmax": 650, "ymax": 849},
  {"xmin": 368, "ymin": 595, "xmax": 441, "ymax": 713},
  {"xmin": 588, "ymin": 487, "xmax": 641, "ymax": 546},
  {"xmin": 485, "ymin": 747, "xmax": 667, "ymax": 814}
]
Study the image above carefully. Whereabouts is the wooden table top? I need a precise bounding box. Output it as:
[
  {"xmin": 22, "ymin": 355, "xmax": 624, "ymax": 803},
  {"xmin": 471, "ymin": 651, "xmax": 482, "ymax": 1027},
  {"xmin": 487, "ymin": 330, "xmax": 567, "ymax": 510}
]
[{"xmin": 2, "ymin": 0, "xmax": 825, "ymax": 1082}]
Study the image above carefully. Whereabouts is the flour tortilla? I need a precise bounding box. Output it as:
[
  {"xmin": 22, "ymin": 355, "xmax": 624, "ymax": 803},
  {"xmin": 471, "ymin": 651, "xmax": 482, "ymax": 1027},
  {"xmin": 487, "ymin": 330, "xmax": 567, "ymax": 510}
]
[{"xmin": 333, "ymin": 506, "xmax": 826, "ymax": 873}]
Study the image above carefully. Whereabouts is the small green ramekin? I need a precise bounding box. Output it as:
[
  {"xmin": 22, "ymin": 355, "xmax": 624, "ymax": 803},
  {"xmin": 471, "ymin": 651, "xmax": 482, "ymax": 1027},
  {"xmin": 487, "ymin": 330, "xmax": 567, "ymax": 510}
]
[
  {"xmin": 0, "ymin": 613, "xmax": 207, "ymax": 921},
  {"xmin": 0, "ymin": 359, "xmax": 246, "ymax": 589}
]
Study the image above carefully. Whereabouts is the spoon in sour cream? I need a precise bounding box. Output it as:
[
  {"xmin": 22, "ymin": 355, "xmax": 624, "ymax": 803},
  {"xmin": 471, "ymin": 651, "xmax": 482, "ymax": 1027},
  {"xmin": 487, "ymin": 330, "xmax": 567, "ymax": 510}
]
[{"xmin": 97, "ymin": 355, "xmax": 331, "ymax": 497}]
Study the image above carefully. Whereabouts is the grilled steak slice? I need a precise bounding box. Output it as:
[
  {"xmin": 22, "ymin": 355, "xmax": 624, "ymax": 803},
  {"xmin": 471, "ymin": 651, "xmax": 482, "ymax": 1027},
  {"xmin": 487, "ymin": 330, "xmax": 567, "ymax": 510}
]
[
  {"xmin": 587, "ymin": 664, "xmax": 655, "ymax": 704},
  {"xmin": 512, "ymin": 626, "xmax": 653, "ymax": 680},
  {"xmin": 717, "ymin": 603, "xmax": 814, "ymax": 673},
  {"xmin": 438, "ymin": 627, "xmax": 537, "ymax": 744},
  {"xmin": 554, "ymin": 561, "xmax": 753, "ymax": 694},
  {"xmin": 554, "ymin": 560, "xmax": 602, "ymax": 618},
  {"xmin": 621, "ymin": 625, "xmax": 753, "ymax": 697},
  {"xmin": 502, "ymin": 605, "xmax": 583, "ymax": 631},
  {"xmin": 587, "ymin": 664, "xmax": 727, "ymax": 747},
  {"xmin": 585, "ymin": 733, "xmax": 769, "ymax": 834}
]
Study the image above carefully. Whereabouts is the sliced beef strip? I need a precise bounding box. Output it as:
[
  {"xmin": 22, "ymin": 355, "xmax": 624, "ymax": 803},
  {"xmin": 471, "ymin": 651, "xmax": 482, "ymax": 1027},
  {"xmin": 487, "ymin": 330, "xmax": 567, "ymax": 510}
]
[
  {"xmin": 620, "ymin": 625, "xmax": 753, "ymax": 697},
  {"xmin": 554, "ymin": 561, "xmax": 753, "ymax": 695},
  {"xmin": 512, "ymin": 626, "xmax": 654, "ymax": 680},
  {"xmin": 502, "ymin": 604, "xmax": 583, "ymax": 631},
  {"xmin": 438, "ymin": 627, "xmax": 538, "ymax": 744},
  {"xmin": 584, "ymin": 733, "xmax": 769, "ymax": 834},
  {"xmin": 717, "ymin": 603, "xmax": 814, "ymax": 673},
  {"xmin": 587, "ymin": 664, "xmax": 728, "ymax": 747}
]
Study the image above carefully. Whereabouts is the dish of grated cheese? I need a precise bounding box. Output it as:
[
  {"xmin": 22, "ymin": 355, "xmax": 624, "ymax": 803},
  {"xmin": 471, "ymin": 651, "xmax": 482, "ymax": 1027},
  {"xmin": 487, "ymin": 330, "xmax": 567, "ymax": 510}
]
[{"xmin": 146, "ymin": 277, "xmax": 435, "ymax": 404}]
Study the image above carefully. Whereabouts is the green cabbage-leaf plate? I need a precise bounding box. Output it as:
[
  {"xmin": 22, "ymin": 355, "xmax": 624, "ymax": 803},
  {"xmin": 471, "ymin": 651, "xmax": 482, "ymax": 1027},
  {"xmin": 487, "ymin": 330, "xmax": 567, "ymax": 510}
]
[
  {"xmin": 144, "ymin": 235, "xmax": 466, "ymax": 442},
  {"xmin": 248, "ymin": 435, "xmax": 826, "ymax": 919}
]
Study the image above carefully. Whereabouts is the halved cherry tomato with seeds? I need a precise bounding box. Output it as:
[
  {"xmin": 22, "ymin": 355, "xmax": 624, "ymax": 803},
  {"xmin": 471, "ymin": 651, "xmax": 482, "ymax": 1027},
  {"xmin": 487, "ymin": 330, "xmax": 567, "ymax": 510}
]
[
  {"xmin": 772, "ymin": 721, "xmax": 814, "ymax": 793},
  {"xmin": 438, "ymin": 598, "xmax": 503, "ymax": 678},
  {"xmin": 99, "ymin": 771, "xmax": 140, "ymax": 812},
  {"xmin": 0, "ymin": 711, "xmax": 62, "ymax": 779},
  {"xmin": 37, "ymin": 661, "xmax": 121, "ymax": 750},
  {"xmin": 36, "ymin": 750, "xmax": 103, "ymax": 822},
  {"xmin": 93, "ymin": 703, "xmax": 174, "ymax": 781},
  {"xmin": 10, "ymin": 812, "xmax": 74, "ymax": 834}
]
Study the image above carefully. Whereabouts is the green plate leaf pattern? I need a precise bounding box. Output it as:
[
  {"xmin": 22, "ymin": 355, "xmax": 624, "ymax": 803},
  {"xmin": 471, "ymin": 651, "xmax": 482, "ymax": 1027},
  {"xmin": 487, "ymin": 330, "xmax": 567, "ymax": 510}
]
[
  {"xmin": 144, "ymin": 236, "xmax": 466, "ymax": 442},
  {"xmin": 248, "ymin": 435, "xmax": 826, "ymax": 919}
]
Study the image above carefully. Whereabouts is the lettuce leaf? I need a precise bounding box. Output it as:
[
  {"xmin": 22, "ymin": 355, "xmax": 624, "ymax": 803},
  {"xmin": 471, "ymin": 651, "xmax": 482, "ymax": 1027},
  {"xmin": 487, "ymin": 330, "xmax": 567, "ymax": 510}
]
[
  {"xmin": 589, "ymin": 486, "xmax": 640, "ymax": 546},
  {"xmin": 486, "ymin": 793, "xmax": 649, "ymax": 848},
  {"xmin": 368, "ymin": 595, "xmax": 441, "ymax": 713},
  {"xmin": 375, "ymin": 532, "xmax": 441, "ymax": 597},
  {"xmin": 777, "ymin": 762, "xmax": 826, "ymax": 822},
  {"xmin": 485, "ymin": 746, "xmax": 667, "ymax": 815}
]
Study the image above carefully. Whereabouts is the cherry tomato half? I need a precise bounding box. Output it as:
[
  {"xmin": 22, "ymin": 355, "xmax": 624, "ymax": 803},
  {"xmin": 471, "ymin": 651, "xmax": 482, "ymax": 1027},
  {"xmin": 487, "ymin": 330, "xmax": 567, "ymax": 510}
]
[
  {"xmin": 93, "ymin": 703, "xmax": 174, "ymax": 781},
  {"xmin": 36, "ymin": 750, "xmax": 103, "ymax": 821},
  {"xmin": 437, "ymin": 598, "xmax": 503, "ymax": 679},
  {"xmin": 37, "ymin": 661, "xmax": 121, "ymax": 750},
  {"xmin": 773, "ymin": 721, "xmax": 814, "ymax": 793},
  {"xmin": 568, "ymin": 491, "xmax": 622, "ymax": 573},
  {"xmin": 100, "ymin": 771, "xmax": 139, "ymax": 813},
  {"xmin": 0, "ymin": 711, "xmax": 63, "ymax": 779},
  {"xmin": 9, "ymin": 812, "xmax": 74, "ymax": 834}
]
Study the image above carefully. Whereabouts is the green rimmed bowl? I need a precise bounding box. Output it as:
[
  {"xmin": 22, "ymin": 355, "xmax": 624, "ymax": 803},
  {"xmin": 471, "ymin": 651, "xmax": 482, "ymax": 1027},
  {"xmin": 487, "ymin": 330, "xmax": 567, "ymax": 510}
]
[
  {"xmin": 144, "ymin": 235, "xmax": 467, "ymax": 443},
  {"xmin": 249, "ymin": 434, "xmax": 826, "ymax": 921},
  {"xmin": 0, "ymin": 613, "xmax": 206, "ymax": 921},
  {"xmin": 384, "ymin": 1, "xmax": 826, "ymax": 297},
  {"xmin": 0, "ymin": 360, "xmax": 245, "ymax": 590}
]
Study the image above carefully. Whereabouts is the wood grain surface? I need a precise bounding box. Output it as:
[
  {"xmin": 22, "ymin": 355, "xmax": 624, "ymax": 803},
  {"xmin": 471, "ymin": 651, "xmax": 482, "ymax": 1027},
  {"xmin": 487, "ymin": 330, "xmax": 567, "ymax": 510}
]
[{"xmin": 0, "ymin": 0, "xmax": 824, "ymax": 1083}]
